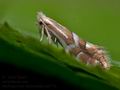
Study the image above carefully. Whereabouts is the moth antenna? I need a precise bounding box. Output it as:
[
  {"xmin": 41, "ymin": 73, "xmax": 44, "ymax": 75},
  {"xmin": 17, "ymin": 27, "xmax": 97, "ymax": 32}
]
[{"xmin": 40, "ymin": 26, "xmax": 44, "ymax": 42}]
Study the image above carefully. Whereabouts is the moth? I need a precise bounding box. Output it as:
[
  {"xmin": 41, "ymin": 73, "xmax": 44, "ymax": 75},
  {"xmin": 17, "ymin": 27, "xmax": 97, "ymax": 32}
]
[{"xmin": 37, "ymin": 12, "xmax": 111, "ymax": 69}]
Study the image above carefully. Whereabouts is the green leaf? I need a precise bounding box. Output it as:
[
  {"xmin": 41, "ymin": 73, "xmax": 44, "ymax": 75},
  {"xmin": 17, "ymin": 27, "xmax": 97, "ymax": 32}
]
[{"xmin": 0, "ymin": 22, "xmax": 120, "ymax": 90}]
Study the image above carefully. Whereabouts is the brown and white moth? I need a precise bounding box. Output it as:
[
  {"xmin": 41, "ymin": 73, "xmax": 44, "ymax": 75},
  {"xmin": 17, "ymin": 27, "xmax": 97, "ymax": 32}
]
[{"xmin": 37, "ymin": 12, "xmax": 111, "ymax": 69}]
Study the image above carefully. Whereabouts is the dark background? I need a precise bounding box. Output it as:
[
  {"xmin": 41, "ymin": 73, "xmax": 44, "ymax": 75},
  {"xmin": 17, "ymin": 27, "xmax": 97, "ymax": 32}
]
[{"xmin": 0, "ymin": 62, "xmax": 79, "ymax": 89}]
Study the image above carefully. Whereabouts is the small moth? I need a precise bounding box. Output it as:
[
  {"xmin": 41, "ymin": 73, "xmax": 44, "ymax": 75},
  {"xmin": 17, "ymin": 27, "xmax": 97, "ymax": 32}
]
[{"xmin": 37, "ymin": 12, "xmax": 111, "ymax": 69}]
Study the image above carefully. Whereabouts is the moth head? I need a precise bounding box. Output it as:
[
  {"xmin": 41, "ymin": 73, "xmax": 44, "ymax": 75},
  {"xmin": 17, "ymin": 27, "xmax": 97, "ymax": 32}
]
[{"xmin": 37, "ymin": 12, "xmax": 52, "ymax": 27}]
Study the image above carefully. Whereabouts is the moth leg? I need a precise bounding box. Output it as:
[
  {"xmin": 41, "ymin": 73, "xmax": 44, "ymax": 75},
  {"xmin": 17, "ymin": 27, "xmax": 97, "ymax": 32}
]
[
  {"xmin": 45, "ymin": 27, "xmax": 52, "ymax": 44},
  {"xmin": 54, "ymin": 37, "xmax": 57, "ymax": 43},
  {"xmin": 56, "ymin": 40, "xmax": 60, "ymax": 47},
  {"xmin": 40, "ymin": 26, "xmax": 44, "ymax": 42},
  {"xmin": 53, "ymin": 37, "xmax": 59, "ymax": 47}
]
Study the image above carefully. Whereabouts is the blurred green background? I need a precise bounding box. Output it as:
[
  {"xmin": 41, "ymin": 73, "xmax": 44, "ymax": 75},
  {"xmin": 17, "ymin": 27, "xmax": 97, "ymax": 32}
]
[
  {"xmin": 0, "ymin": 0, "xmax": 120, "ymax": 60},
  {"xmin": 0, "ymin": 0, "xmax": 120, "ymax": 89}
]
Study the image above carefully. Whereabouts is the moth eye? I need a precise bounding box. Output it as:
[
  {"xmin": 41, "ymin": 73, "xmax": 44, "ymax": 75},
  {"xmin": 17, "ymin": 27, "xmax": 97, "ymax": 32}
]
[{"xmin": 39, "ymin": 21, "xmax": 43, "ymax": 25}]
